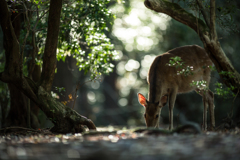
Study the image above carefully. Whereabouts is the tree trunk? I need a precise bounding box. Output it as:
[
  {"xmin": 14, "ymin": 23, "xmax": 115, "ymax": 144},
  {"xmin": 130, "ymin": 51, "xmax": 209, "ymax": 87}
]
[
  {"xmin": 40, "ymin": 0, "xmax": 62, "ymax": 92},
  {"xmin": 144, "ymin": 0, "xmax": 240, "ymax": 94},
  {"xmin": 1, "ymin": 1, "xmax": 41, "ymax": 129},
  {"xmin": 5, "ymin": 84, "xmax": 28, "ymax": 127}
]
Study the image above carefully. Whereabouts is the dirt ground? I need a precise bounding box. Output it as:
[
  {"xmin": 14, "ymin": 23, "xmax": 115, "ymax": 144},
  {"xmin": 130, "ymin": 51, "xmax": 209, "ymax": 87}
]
[{"xmin": 0, "ymin": 126, "xmax": 240, "ymax": 160}]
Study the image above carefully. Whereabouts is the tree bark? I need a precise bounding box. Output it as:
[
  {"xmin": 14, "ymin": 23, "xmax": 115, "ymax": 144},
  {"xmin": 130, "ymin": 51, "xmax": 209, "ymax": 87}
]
[
  {"xmin": 41, "ymin": 0, "xmax": 62, "ymax": 92},
  {"xmin": 144, "ymin": 0, "xmax": 240, "ymax": 94}
]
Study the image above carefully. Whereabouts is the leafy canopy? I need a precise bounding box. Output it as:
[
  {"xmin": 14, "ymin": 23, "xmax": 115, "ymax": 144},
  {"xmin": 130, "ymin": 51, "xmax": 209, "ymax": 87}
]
[
  {"xmin": 58, "ymin": 0, "xmax": 118, "ymax": 80},
  {"xmin": 4, "ymin": 0, "xmax": 118, "ymax": 80}
]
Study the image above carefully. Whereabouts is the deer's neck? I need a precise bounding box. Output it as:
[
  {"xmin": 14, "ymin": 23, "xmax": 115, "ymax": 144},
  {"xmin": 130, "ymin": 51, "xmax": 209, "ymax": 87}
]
[
  {"xmin": 148, "ymin": 56, "xmax": 162, "ymax": 103},
  {"xmin": 149, "ymin": 83, "xmax": 162, "ymax": 103}
]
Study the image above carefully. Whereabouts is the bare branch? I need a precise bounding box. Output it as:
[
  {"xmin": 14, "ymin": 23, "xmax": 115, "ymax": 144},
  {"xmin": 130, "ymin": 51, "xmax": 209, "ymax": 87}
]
[
  {"xmin": 33, "ymin": 9, "xmax": 49, "ymax": 31},
  {"xmin": 29, "ymin": 7, "xmax": 49, "ymax": 80},
  {"xmin": 196, "ymin": 0, "xmax": 210, "ymax": 29},
  {"xmin": 29, "ymin": 6, "xmax": 48, "ymax": 79},
  {"xmin": 210, "ymin": 0, "xmax": 217, "ymax": 41},
  {"xmin": 20, "ymin": 2, "xmax": 30, "ymax": 60},
  {"xmin": 28, "ymin": 30, "xmax": 36, "ymax": 79},
  {"xmin": 72, "ymin": 80, "xmax": 92, "ymax": 109}
]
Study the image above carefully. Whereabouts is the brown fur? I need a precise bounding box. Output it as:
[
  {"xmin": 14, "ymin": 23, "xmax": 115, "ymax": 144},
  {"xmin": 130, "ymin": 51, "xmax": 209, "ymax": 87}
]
[{"xmin": 138, "ymin": 45, "xmax": 215, "ymax": 130}]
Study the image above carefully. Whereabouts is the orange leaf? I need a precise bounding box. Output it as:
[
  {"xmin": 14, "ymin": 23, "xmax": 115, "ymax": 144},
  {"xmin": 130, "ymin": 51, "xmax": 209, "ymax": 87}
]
[{"xmin": 68, "ymin": 94, "xmax": 72, "ymax": 100}]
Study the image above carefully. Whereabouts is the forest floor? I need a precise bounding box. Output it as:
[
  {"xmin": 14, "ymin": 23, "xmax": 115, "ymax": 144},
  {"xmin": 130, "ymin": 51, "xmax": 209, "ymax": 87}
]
[{"xmin": 0, "ymin": 126, "xmax": 240, "ymax": 160}]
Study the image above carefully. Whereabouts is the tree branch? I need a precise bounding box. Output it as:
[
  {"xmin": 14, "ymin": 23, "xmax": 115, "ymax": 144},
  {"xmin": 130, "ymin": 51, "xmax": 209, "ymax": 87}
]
[
  {"xmin": 21, "ymin": 2, "xmax": 30, "ymax": 67},
  {"xmin": 33, "ymin": 8, "xmax": 49, "ymax": 32},
  {"xmin": 196, "ymin": 0, "xmax": 210, "ymax": 29},
  {"xmin": 0, "ymin": 0, "xmax": 21, "ymax": 77},
  {"xmin": 210, "ymin": 0, "xmax": 217, "ymax": 41},
  {"xmin": 144, "ymin": 0, "xmax": 208, "ymax": 35}
]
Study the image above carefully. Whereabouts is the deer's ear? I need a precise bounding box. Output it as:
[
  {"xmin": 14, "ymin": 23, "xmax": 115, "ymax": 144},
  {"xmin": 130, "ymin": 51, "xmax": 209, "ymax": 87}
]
[
  {"xmin": 161, "ymin": 96, "xmax": 168, "ymax": 106},
  {"xmin": 138, "ymin": 93, "xmax": 147, "ymax": 107}
]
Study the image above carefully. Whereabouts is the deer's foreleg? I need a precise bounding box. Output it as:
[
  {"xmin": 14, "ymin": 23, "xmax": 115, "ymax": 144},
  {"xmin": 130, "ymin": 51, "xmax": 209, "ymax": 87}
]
[
  {"xmin": 168, "ymin": 88, "xmax": 178, "ymax": 130},
  {"xmin": 208, "ymin": 90, "xmax": 215, "ymax": 130},
  {"xmin": 202, "ymin": 96, "xmax": 208, "ymax": 131}
]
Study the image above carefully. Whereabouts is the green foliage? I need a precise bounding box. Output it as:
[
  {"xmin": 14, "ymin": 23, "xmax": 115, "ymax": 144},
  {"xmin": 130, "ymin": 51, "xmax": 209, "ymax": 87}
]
[
  {"xmin": 68, "ymin": 32, "xmax": 118, "ymax": 80},
  {"xmin": 57, "ymin": 0, "xmax": 118, "ymax": 80},
  {"xmin": 219, "ymin": 70, "xmax": 235, "ymax": 78},
  {"xmin": 54, "ymin": 87, "xmax": 66, "ymax": 94},
  {"xmin": 167, "ymin": 56, "xmax": 184, "ymax": 68},
  {"xmin": 209, "ymin": 65, "xmax": 217, "ymax": 72},
  {"xmin": 214, "ymin": 82, "xmax": 236, "ymax": 98},
  {"xmin": 215, "ymin": 0, "xmax": 239, "ymax": 33},
  {"xmin": 167, "ymin": 56, "xmax": 193, "ymax": 76},
  {"xmin": 190, "ymin": 80, "xmax": 208, "ymax": 91},
  {"xmin": 214, "ymin": 71, "xmax": 236, "ymax": 98}
]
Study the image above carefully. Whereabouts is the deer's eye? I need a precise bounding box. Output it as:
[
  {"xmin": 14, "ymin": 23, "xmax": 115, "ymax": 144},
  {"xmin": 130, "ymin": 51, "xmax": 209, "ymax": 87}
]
[
  {"xmin": 155, "ymin": 115, "xmax": 159, "ymax": 119},
  {"xmin": 144, "ymin": 114, "xmax": 146, "ymax": 118}
]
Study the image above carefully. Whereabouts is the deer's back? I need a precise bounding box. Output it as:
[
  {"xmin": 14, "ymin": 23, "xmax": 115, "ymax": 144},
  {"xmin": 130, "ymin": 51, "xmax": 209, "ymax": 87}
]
[{"xmin": 148, "ymin": 45, "xmax": 212, "ymax": 94}]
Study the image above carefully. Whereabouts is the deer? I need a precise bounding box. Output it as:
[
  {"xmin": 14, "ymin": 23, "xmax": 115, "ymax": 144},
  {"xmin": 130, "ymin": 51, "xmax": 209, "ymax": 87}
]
[{"xmin": 137, "ymin": 45, "xmax": 215, "ymax": 131}]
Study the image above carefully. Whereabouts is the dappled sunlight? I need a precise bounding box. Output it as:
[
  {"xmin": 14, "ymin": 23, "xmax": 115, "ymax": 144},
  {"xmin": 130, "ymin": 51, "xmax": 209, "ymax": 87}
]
[
  {"xmin": 118, "ymin": 98, "xmax": 128, "ymax": 107},
  {"xmin": 140, "ymin": 54, "xmax": 156, "ymax": 79},
  {"xmin": 112, "ymin": 0, "xmax": 170, "ymax": 52},
  {"xmin": 140, "ymin": 26, "xmax": 152, "ymax": 36},
  {"xmin": 118, "ymin": 72, "xmax": 138, "ymax": 88},
  {"xmin": 87, "ymin": 91, "xmax": 96, "ymax": 104},
  {"xmin": 116, "ymin": 61, "xmax": 126, "ymax": 75},
  {"xmin": 125, "ymin": 44, "xmax": 133, "ymax": 52},
  {"xmin": 141, "ymin": 55, "xmax": 156, "ymax": 67},
  {"xmin": 119, "ymin": 87, "xmax": 130, "ymax": 96},
  {"xmin": 123, "ymin": 11, "xmax": 141, "ymax": 26},
  {"xmin": 125, "ymin": 59, "xmax": 140, "ymax": 71},
  {"xmin": 92, "ymin": 106, "xmax": 101, "ymax": 114},
  {"xmin": 91, "ymin": 81, "xmax": 100, "ymax": 89}
]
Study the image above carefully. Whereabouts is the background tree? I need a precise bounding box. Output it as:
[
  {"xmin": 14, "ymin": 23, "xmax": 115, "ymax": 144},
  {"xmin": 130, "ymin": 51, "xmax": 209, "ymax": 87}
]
[{"xmin": 0, "ymin": 0, "xmax": 118, "ymax": 132}]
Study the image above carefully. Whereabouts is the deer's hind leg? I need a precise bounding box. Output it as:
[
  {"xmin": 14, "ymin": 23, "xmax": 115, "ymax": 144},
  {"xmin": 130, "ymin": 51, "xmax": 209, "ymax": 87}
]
[
  {"xmin": 168, "ymin": 87, "xmax": 178, "ymax": 131},
  {"xmin": 195, "ymin": 85, "xmax": 215, "ymax": 130},
  {"xmin": 204, "ymin": 68, "xmax": 215, "ymax": 130},
  {"xmin": 207, "ymin": 90, "xmax": 215, "ymax": 130},
  {"xmin": 197, "ymin": 89, "xmax": 209, "ymax": 131}
]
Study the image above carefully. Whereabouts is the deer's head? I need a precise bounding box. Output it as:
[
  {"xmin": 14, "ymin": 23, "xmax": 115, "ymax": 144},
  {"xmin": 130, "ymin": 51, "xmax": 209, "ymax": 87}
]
[{"xmin": 138, "ymin": 93, "xmax": 167, "ymax": 128}]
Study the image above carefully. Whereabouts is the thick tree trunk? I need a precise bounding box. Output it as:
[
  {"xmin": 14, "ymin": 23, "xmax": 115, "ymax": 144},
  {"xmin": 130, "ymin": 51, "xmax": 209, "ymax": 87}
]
[
  {"xmin": 5, "ymin": 84, "xmax": 28, "ymax": 127},
  {"xmin": 144, "ymin": 0, "xmax": 240, "ymax": 94},
  {"xmin": 2, "ymin": 2, "xmax": 41, "ymax": 129},
  {"xmin": 41, "ymin": 0, "xmax": 63, "ymax": 92}
]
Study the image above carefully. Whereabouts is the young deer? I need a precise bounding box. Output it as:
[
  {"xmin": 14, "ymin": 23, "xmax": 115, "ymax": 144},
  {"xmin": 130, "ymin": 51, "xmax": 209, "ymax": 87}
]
[{"xmin": 138, "ymin": 45, "xmax": 215, "ymax": 131}]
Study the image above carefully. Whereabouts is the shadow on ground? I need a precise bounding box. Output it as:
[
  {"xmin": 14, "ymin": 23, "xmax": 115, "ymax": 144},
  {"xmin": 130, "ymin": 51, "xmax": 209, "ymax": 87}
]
[{"xmin": 0, "ymin": 126, "xmax": 240, "ymax": 160}]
